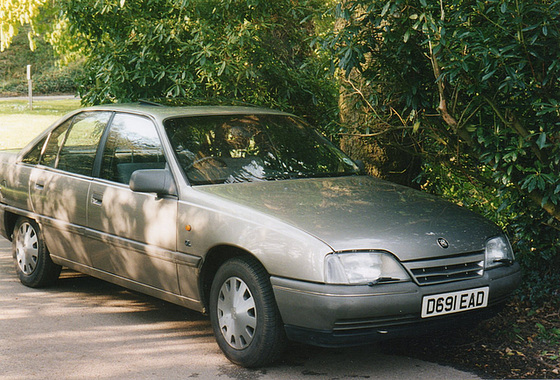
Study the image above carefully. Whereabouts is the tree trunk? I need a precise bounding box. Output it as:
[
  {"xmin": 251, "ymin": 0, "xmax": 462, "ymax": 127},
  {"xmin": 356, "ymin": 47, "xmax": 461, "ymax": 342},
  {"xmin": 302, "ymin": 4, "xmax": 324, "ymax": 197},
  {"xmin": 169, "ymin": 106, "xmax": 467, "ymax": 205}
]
[{"xmin": 338, "ymin": 70, "xmax": 422, "ymax": 188}]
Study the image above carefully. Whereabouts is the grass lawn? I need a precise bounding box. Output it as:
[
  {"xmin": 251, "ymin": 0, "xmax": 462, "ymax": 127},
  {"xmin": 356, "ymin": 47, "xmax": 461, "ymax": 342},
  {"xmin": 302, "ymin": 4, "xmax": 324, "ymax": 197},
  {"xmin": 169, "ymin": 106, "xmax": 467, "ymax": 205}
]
[{"xmin": 0, "ymin": 98, "xmax": 81, "ymax": 149}]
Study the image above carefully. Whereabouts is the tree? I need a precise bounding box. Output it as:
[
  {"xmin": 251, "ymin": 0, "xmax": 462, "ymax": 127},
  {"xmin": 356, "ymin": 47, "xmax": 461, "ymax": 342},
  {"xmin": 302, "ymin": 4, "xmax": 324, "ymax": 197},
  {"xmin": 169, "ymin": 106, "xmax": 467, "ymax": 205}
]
[
  {"xmin": 0, "ymin": 0, "xmax": 46, "ymax": 51},
  {"xmin": 57, "ymin": 0, "xmax": 338, "ymax": 129},
  {"xmin": 327, "ymin": 0, "xmax": 560, "ymax": 223},
  {"xmin": 326, "ymin": 0, "xmax": 560, "ymax": 302}
]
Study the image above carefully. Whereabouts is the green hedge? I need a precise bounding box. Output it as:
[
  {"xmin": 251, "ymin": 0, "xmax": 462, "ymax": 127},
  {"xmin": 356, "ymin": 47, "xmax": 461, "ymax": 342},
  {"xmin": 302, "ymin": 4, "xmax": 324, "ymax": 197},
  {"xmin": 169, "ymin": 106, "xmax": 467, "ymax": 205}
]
[
  {"xmin": 0, "ymin": 27, "xmax": 81, "ymax": 96},
  {"xmin": 0, "ymin": 62, "xmax": 82, "ymax": 96}
]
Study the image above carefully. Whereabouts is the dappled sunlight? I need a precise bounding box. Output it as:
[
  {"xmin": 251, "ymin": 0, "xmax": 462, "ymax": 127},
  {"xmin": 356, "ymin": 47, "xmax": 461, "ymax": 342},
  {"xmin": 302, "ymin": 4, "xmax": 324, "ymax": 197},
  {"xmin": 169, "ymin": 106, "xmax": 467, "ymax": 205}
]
[
  {"xmin": 0, "ymin": 237, "xmax": 223, "ymax": 378},
  {"xmin": 37, "ymin": 179, "xmax": 80, "ymax": 223},
  {"xmin": 0, "ymin": 307, "xmax": 29, "ymax": 320},
  {"xmin": 95, "ymin": 186, "xmax": 176, "ymax": 249},
  {"xmin": 0, "ymin": 238, "xmax": 478, "ymax": 379},
  {"xmin": 89, "ymin": 184, "xmax": 179, "ymax": 293},
  {"xmin": 24, "ymin": 167, "xmax": 98, "ymax": 266},
  {"xmin": 0, "ymin": 157, "xmax": 32, "ymax": 209},
  {"xmin": 97, "ymin": 186, "xmax": 139, "ymax": 239},
  {"xmin": 141, "ymin": 198, "xmax": 177, "ymax": 249}
]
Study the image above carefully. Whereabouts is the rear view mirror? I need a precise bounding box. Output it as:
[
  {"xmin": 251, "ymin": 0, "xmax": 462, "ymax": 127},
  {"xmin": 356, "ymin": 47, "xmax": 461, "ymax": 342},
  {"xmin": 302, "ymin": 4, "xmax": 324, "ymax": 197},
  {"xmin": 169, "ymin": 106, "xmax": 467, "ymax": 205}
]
[{"xmin": 129, "ymin": 169, "xmax": 177, "ymax": 197}]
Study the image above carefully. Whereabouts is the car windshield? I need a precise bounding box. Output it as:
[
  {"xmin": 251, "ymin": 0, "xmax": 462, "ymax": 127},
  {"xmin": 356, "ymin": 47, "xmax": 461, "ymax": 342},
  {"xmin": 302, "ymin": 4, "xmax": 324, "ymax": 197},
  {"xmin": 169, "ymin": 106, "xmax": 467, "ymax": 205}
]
[{"xmin": 163, "ymin": 114, "xmax": 359, "ymax": 185}]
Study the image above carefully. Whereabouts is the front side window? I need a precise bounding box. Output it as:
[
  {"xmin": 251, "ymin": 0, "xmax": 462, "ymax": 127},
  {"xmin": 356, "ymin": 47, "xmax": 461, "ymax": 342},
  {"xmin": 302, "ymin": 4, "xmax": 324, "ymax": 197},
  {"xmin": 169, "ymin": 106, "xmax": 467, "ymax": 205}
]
[
  {"xmin": 99, "ymin": 113, "xmax": 166, "ymax": 185},
  {"xmin": 164, "ymin": 114, "xmax": 359, "ymax": 185}
]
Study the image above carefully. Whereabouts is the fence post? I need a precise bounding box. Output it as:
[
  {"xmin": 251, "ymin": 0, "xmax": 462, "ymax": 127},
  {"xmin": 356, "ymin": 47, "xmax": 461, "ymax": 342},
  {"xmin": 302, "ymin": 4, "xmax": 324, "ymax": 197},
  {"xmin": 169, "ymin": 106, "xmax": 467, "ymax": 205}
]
[{"xmin": 27, "ymin": 65, "xmax": 33, "ymax": 110}]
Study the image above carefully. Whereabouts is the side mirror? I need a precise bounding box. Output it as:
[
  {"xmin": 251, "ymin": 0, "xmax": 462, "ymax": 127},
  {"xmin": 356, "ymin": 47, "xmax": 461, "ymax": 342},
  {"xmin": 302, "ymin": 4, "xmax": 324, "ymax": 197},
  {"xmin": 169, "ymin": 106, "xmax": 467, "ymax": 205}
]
[
  {"xmin": 354, "ymin": 159, "xmax": 366, "ymax": 173},
  {"xmin": 129, "ymin": 169, "xmax": 177, "ymax": 197}
]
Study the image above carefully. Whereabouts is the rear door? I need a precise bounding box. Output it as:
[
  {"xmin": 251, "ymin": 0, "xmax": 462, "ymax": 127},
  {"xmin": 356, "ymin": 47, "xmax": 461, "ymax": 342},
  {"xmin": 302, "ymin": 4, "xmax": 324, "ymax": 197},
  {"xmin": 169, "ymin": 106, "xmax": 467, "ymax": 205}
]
[
  {"xmin": 29, "ymin": 112, "xmax": 111, "ymax": 265},
  {"xmin": 87, "ymin": 113, "xmax": 180, "ymax": 293}
]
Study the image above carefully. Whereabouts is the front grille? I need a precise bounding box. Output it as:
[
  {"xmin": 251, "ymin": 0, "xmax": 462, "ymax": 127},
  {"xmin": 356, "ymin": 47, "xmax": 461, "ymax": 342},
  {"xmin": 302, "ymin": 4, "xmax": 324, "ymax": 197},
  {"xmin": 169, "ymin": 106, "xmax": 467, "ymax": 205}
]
[
  {"xmin": 333, "ymin": 314, "xmax": 418, "ymax": 335},
  {"xmin": 403, "ymin": 251, "xmax": 485, "ymax": 286}
]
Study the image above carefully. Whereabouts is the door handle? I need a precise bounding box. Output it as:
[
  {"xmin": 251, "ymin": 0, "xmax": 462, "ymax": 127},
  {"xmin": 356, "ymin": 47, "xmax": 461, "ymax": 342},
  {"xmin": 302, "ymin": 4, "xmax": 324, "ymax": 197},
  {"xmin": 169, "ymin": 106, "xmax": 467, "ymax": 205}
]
[
  {"xmin": 34, "ymin": 183, "xmax": 44, "ymax": 190},
  {"xmin": 91, "ymin": 193, "xmax": 103, "ymax": 206}
]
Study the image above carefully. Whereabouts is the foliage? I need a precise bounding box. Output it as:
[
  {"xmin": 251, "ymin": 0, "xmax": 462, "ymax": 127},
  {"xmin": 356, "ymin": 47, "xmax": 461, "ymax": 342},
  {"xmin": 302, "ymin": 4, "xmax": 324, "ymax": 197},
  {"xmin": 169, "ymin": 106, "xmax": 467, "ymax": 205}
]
[
  {"xmin": 0, "ymin": 0, "xmax": 48, "ymax": 51},
  {"xmin": 0, "ymin": 24, "xmax": 54, "ymax": 81},
  {"xmin": 0, "ymin": 27, "xmax": 81, "ymax": 96},
  {"xmin": 326, "ymin": 0, "xmax": 560, "ymax": 301},
  {"xmin": 510, "ymin": 203, "xmax": 560, "ymax": 305},
  {"xmin": 57, "ymin": 0, "xmax": 338, "ymax": 130}
]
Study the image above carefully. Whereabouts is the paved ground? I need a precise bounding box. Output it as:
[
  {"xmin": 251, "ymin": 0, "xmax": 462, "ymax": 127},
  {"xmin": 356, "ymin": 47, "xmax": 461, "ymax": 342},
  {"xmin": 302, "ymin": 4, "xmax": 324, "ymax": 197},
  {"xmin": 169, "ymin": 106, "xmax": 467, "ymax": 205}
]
[{"xmin": 0, "ymin": 237, "xmax": 479, "ymax": 380}]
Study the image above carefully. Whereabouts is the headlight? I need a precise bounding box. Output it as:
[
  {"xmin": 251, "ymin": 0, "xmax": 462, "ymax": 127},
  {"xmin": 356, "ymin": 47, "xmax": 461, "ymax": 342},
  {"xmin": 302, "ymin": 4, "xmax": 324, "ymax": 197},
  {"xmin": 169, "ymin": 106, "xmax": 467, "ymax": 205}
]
[
  {"xmin": 485, "ymin": 236, "xmax": 515, "ymax": 269},
  {"xmin": 325, "ymin": 251, "xmax": 411, "ymax": 285}
]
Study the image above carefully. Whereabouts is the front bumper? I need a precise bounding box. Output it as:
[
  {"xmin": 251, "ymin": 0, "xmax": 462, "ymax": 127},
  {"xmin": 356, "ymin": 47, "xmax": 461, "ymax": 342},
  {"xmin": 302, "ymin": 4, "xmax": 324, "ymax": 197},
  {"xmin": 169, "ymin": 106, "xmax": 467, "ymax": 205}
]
[{"xmin": 271, "ymin": 263, "xmax": 521, "ymax": 347}]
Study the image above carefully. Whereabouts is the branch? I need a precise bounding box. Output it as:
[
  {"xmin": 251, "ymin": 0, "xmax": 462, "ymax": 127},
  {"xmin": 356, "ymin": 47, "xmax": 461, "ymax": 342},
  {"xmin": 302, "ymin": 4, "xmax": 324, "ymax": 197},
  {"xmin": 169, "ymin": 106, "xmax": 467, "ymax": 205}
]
[
  {"xmin": 429, "ymin": 40, "xmax": 459, "ymax": 131},
  {"xmin": 482, "ymin": 94, "xmax": 544, "ymax": 163},
  {"xmin": 428, "ymin": 0, "xmax": 459, "ymax": 132},
  {"xmin": 341, "ymin": 76, "xmax": 405, "ymax": 128},
  {"xmin": 341, "ymin": 76, "xmax": 376, "ymax": 113},
  {"xmin": 527, "ymin": 191, "xmax": 560, "ymax": 223},
  {"xmin": 339, "ymin": 125, "xmax": 417, "ymax": 138}
]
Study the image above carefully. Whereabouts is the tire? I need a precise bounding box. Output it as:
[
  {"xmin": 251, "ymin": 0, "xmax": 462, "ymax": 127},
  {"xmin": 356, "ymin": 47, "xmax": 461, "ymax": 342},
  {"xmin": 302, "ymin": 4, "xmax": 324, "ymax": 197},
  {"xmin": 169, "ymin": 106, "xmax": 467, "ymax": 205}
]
[
  {"xmin": 12, "ymin": 217, "xmax": 61, "ymax": 288},
  {"xmin": 209, "ymin": 256, "xmax": 287, "ymax": 367}
]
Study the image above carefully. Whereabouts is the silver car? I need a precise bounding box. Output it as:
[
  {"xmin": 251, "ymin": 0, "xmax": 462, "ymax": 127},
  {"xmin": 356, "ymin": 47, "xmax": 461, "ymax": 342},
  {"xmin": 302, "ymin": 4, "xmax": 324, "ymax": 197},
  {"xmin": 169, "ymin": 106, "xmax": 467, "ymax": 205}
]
[{"xmin": 0, "ymin": 103, "xmax": 521, "ymax": 367}]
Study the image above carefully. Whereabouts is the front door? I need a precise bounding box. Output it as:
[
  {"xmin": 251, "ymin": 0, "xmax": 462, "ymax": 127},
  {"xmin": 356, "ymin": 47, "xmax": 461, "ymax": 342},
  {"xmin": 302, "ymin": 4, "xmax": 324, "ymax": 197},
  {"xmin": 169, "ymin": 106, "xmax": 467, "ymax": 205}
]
[{"xmin": 87, "ymin": 113, "xmax": 179, "ymax": 293}]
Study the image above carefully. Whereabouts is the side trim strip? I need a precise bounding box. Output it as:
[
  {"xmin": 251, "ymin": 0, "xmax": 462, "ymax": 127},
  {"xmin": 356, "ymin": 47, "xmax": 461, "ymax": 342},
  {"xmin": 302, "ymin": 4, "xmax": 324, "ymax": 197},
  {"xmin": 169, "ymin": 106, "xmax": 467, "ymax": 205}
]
[
  {"xmin": 1, "ymin": 204, "xmax": 202, "ymax": 268},
  {"xmin": 52, "ymin": 255, "xmax": 204, "ymax": 312}
]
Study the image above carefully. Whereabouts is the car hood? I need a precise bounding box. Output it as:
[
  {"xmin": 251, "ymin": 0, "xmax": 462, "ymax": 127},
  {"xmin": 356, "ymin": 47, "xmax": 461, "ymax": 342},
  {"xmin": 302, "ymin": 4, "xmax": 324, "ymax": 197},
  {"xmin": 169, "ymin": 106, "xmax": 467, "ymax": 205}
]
[{"xmin": 195, "ymin": 176, "xmax": 500, "ymax": 261}]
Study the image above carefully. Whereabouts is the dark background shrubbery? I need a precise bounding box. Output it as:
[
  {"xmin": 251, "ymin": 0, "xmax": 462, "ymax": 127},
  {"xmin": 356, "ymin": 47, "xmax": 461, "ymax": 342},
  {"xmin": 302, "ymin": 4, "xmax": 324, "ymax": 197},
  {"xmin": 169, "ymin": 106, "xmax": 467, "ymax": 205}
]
[{"xmin": 0, "ymin": 29, "xmax": 80, "ymax": 96}]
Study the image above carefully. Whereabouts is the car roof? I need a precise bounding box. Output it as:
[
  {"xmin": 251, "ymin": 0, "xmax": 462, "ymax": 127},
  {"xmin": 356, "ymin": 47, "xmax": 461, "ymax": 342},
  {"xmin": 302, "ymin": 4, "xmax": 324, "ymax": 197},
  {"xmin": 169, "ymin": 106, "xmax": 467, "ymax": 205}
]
[{"xmin": 81, "ymin": 103, "xmax": 293, "ymax": 123}]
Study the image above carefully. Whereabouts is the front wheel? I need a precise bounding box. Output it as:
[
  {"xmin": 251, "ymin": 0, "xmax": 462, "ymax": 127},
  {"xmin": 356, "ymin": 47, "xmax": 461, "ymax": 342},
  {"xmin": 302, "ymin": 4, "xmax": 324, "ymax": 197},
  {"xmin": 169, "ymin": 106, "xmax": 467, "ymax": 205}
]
[
  {"xmin": 13, "ymin": 217, "xmax": 61, "ymax": 288},
  {"xmin": 209, "ymin": 256, "xmax": 287, "ymax": 367}
]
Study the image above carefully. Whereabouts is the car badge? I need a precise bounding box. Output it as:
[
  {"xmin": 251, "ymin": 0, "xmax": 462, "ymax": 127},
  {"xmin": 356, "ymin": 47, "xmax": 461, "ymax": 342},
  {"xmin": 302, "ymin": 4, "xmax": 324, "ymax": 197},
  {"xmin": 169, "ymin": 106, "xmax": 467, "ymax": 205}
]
[{"xmin": 437, "ymin": 238, "xmax": 449, "ymax": 249}]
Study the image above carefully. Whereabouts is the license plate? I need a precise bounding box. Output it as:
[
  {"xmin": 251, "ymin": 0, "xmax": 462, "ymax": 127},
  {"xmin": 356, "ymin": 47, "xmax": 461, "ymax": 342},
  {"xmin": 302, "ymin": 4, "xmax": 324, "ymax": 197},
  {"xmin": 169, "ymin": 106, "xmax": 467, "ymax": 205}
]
[{"xmin": 421, "ymin": 287, "xmax": 489, "ymax": 318}]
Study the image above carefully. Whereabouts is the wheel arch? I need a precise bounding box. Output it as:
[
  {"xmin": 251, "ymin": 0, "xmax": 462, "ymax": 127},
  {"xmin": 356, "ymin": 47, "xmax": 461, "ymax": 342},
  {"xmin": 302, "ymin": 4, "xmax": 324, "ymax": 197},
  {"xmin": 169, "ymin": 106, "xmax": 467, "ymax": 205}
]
[
  {"xmin": 199, "ymin": 244, "xmax": 266, "ymax": 313},
  {"xmin": 3, "ymin": 210, "xmax": 23, "ymax": 241}
]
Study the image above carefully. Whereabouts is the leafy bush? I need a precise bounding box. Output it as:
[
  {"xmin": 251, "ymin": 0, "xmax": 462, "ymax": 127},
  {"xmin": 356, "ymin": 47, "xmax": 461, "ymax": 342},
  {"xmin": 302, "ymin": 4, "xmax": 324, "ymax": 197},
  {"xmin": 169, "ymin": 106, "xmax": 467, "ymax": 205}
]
[
  {"xmin": 62, "ymin": 0, "xmax": 338, "ymax": 129},
  {"xmin": 326, "ymin": 0, "xmax": 560, "ymax": 305},
  {"xmin": 0, "ymin": 27, "xmax": 80, "ymax": 96},
  {"xmin": 420, "ymin": 160, "xmax": 560, "ymax": 306},
  {"xmin": 33, "ymin": 61, "xmax": 83, "ymax": 94}
]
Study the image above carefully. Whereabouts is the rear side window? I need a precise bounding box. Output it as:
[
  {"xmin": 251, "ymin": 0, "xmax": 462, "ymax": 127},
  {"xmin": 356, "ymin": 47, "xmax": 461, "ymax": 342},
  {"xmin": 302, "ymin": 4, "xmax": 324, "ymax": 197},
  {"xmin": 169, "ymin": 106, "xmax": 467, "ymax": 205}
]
[
  {"xmin": 99, "ymin": 113, "xmax": 166, "ymax": 185},
  {"xmin": 57, "ymin": 112, "xmax": 110, "ymax": 176},
  {"xmin": 41, "ymin": 118, "xmax": 73, "ymax": 168},
  {"xmin": 21, "ymin": 136, "xmax": 47, "ymax": 165},
  {"xmin": 22, "ymin": 112, "xmax": 111, "ymax": 176}
]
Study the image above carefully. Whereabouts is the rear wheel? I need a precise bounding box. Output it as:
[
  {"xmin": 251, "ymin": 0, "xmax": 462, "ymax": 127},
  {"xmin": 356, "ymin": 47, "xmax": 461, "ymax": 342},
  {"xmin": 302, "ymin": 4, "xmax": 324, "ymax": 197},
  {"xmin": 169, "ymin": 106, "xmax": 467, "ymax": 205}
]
[
  {"xmin": 13, "ymin": 218, "xmax": 61, "ymax": 288},
  {"xmin": 209, "ymin": 256, "xmax": 287, "ymax": 367}
]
